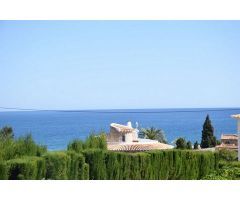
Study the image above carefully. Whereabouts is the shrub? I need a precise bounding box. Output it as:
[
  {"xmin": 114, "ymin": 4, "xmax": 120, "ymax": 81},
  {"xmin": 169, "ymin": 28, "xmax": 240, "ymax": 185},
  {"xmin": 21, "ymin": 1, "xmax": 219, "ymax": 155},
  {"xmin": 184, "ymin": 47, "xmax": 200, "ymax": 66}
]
[
  {"xmin": 44, "ymin": 152, "xmax": 70, "ymax": 180},
  {"xmin": 218, "ymin": 149, "xmax": 238, "ymax": 162},
  {"xmin": 67, "ymin": 139, "xmax": 85, "ymax": 153},
  {"xmin": 186, "ymin": 141, "xmax": 192, "ymax": 149},
  {"xmin": 83, "ymin": 163, "xmax": 89, "ymax": 180},
  {"xmin": 105, "ymin": 152, "xmax": 120, "ymax": 180},
  {"xmin": 83, "ymin": 149, "xmax": 107, "ymax": 180},
  {"xmin": 0, "ymin": 160, "xmax": 8, "ymax": 180},
  {"xmin": 0, "ymin": 126, "xmax": 14, "ymax": 141},
  {"xmin": 175, "ymin": 138, "xmax": 187, "ymax": 149},
  {"xmin": 0, "ymin": 134, "xmax": 47, "ymax": 160},
  {"xmin": 67, "ymin": 151, "xmax": 86, "ymax": 180},
  {"xmin": 68, "ymin": 133, "xmax": 107, "ymax": 152},
  {"xmin": 194, "ymin": 141, "xmax": 199, "ymax": 149},
  {"xmin": 82, "ymin": 149, "xmax": 218, "ymax": 180},
  {"xmin": 0, "ymin": 139, "xmax": 16, "ymax": 160},
  {"xmin": 7, "ymin": 157, "xmax": 45, "ymax": 180},
  {"xmin": 203, "ymin": 161, "xmax": 240, "ymax": 180},
  {"xmin": 14, "ymin": 134, "xmax": 47, "ymax": 158},
  {"xmin": 84, "ymin": 133, "xmax": 107, "ymax": 150}
]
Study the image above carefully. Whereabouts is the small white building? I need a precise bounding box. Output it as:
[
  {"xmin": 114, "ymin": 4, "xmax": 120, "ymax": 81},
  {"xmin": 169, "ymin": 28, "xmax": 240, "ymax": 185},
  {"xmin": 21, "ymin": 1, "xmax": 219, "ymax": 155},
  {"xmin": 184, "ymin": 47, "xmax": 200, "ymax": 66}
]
[
  {"xmin": 107, "ymin": 121, "xmax": 174, "ymax": 152},
  {"xmin": 107, "ymin": 122, "xmax": 139, "ymax": 143}
]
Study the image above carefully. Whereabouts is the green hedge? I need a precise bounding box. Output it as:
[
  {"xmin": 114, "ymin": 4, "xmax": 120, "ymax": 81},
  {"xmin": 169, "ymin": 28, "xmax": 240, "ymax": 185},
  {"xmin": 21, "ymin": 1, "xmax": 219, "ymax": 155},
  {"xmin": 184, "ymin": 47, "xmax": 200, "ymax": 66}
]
[
  {"xmin": 83, "ymin": 149, "xmax": 107, "ymax": 180},
  {"xmin": 67, "ymin": 151, "xmax": 88, "ymax": 180},
  {"xmin": 7, "ymin": 157, "xmax": 45, "ymax": 180},
  {"xmin": 44, "ymin": 151, "xmax": 88, "ymax": 180},
  {"xmin": 83, "ymin": 163, "xmax": 89, "ymax": 180},
  {"xmin": 0, "ymin": 160, "xmax": 8, "ymax": 180},
  {"xmin": 83, "ymin": 150, "xmax": 219, "ymax": 180},
  {"xmin": 1, "ymin": 149, "xmax": 219, "ymax": 180},
  {"xmin": 44, "ymin": 152, "xmax": 70, "ymax": 180}
]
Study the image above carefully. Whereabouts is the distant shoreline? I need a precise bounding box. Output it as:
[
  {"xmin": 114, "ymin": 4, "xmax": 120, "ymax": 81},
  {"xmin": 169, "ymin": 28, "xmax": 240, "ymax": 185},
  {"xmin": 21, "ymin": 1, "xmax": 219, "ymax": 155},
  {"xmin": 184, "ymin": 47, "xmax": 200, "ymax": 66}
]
[{"xmin": 0, "ymin": 107, "xmax": 240, "ymax": 113}]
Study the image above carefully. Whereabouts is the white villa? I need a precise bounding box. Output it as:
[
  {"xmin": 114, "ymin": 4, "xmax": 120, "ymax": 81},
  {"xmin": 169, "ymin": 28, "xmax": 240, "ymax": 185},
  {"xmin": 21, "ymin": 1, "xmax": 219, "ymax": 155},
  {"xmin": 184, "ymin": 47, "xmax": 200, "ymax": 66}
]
[{"xmin": 107, "ymin": 121, "xmax": 174, "ymax": 152}]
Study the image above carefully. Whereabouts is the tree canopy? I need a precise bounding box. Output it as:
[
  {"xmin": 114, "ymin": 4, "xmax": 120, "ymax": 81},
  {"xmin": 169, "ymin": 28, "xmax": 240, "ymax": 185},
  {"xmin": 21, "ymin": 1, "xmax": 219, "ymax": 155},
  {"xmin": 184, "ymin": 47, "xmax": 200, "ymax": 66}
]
[
  {"xmin": 175, "ymin": 137, "xmax": 187, "ymax": 149},
  {"xmin": 0, "ymin": 126, "xmax": 14, "ymax": 141},
  {"xmin": 200, "ymin": 115, "xmax": 216, "ymax": 148},
  {"xmin": 140, "ymin": 127, "xmax": 167, "ymax": 143}
]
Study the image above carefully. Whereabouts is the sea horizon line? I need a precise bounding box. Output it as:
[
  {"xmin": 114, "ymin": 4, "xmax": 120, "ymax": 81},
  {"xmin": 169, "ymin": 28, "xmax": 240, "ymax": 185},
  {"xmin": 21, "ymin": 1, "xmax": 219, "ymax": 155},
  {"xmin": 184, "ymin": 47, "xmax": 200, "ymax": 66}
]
[{"xmin": 0, "ymin": 106, "xmax": 240, "ymax": 114}]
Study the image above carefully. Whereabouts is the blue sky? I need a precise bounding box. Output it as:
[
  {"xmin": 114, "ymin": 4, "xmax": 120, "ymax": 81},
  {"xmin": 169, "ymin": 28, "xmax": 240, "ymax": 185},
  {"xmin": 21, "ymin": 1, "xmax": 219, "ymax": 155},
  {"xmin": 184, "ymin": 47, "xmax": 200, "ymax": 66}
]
[{"xmin": 0, "ymin": 21, "xmax": 240, "ymax": 110}]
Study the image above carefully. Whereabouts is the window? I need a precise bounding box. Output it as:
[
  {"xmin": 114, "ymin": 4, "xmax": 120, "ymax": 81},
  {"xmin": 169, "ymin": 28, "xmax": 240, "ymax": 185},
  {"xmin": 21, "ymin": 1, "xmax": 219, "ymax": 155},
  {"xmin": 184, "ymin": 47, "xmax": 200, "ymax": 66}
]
[{"xmin": 122, "ymin": 135, "xmax": 125, "ymax": 142}]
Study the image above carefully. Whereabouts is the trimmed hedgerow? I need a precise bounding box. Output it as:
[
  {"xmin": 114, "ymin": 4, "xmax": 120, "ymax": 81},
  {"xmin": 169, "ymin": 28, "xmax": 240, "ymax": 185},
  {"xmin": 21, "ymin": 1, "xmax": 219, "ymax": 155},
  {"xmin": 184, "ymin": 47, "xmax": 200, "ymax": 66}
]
[
  {"xmin": 1, "ymin": 149, "xmax": 219, "ymax": 180},
  {"xmin": 83, "ymin": 149, "xmax": 107, "ymax": 180},
  {"xmin": 83, "ymin": 163, "xmax": 89, "ymax": 180},
  {"xmin": 67, "ymin": 151, "xmax": 86, "ymax": 180},
  {"xmin": 44, "ymin": 152, "xmax": 70, "ymax": 180},
  {"xmin": 82, "ymin": 150, "xmax": 219, "ymax": 180},
  {"xmin": 7, "ymin": 157, "xmax": 45, "ymax": 180},
  {"xmin": 0, "ymin": 160, "xmax": 8, "ymax": 180}
]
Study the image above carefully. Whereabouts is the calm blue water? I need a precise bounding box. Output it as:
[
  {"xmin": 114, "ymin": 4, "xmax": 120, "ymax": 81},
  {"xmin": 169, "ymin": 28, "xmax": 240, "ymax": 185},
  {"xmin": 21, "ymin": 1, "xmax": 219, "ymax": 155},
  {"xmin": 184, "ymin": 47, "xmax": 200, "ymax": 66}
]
[{"xmin": 0, "ymin": 108, "xmax": 239, "ymax": 150}]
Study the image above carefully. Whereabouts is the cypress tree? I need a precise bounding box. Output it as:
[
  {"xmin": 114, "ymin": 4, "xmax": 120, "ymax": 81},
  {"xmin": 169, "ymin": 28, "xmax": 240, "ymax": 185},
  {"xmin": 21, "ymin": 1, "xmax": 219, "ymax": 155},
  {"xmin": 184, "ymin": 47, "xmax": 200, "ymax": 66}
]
[{"xmin": 200, "ymin": 115, "xmax": 216, "ymax": 148}]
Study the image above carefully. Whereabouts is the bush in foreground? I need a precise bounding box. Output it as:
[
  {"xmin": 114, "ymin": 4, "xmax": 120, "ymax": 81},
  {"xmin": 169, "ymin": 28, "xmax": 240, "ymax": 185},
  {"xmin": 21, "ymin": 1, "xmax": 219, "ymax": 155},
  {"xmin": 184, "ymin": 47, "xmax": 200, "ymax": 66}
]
[
  {"xmin": 7, "ymin": 157, "xmax": 45, "ymax": 180},
  {"xmin": 0, "ymin": 134, "xmax": 47, "ymax": 160},
  {"xmin": 67, "ymin": 133, "xmax": 107, "ymax": 152},
  {"xmin": 83, "ymin": 149, "xmax": 219, "ymax": 180}
]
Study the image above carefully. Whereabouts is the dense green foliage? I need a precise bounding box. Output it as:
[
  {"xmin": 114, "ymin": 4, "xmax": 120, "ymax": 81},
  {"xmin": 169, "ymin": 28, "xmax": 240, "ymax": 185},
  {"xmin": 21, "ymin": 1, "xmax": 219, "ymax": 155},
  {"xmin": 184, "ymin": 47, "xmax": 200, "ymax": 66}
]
[
  {"xmin": 186, "ymin": 141, "xmax": 192, "ymax": 149},
  {"xmin": 82, "ymin": 149, "xmax": 218, "ymax": 180},
  {"xmin": 140, "ymin": 127, "xmax": 167, "ymax": 143},
  {"xmin": 67, "ymin": 151, "xmax": 87, "ymax": 180},
  {"xmin": 201, "ymin": 115, "xmax": 217, "ymax": 148},
  {"xmin": 67, "ymin": 133, "xmax": 107, "ymax": 152},
  {"xmin": 203, "ymin": 150, "xmax": 239, "ymax": 180},
  {"xmin": 175, "ymin": 138, "xmax": 187, "ymax": 149},
  {"xmin": 44, "ymin": 152, "xmax": 70, "ymax": 180},
  {"xmin": 43, "ymin": 151, "xmax": 89, "ymax": 180},
  {"xmin": 0, "ymin": 160, "xmax": 8, "ymax": 180},
  {"xmin": 7, "ymin": 157, "xmax": 46, "ymax": 180},
  {"xmin": 0, "ymin": 126, "xmax": 14, "ymax": 141},
  {"xmin": 0, "ymin": 128, "xmax": 47, "ymax": 160},
  {"xmin": 218, "ymin": 149, "xmax": 238, "ymax": 162},
  {"xmin": 0, "ymin": 148, "xmax": 219, "ymax": 180},
  {"xmin": 194, "ymin": 141, "xmax": 199, "ymax": 149}
]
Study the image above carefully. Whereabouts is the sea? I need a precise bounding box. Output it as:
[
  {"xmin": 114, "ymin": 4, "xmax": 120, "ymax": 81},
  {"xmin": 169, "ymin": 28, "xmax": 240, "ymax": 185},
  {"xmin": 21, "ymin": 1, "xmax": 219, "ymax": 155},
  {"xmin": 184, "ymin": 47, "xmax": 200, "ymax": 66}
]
[{"xmin": 0, "ymin": 108, "xmax": 239, "ymax": 150}]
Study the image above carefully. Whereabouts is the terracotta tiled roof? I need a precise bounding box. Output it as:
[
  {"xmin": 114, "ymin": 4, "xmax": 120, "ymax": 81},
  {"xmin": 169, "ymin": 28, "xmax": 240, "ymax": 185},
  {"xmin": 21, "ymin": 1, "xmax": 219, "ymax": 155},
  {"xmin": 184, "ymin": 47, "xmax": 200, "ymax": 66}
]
[
  {"xmin": 216, "ymin": 144, "xmax": 238, "ymax": 150},
  {"xmin": 107, "ymin": 142, "xmax": 174, "ymax": 152}
]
